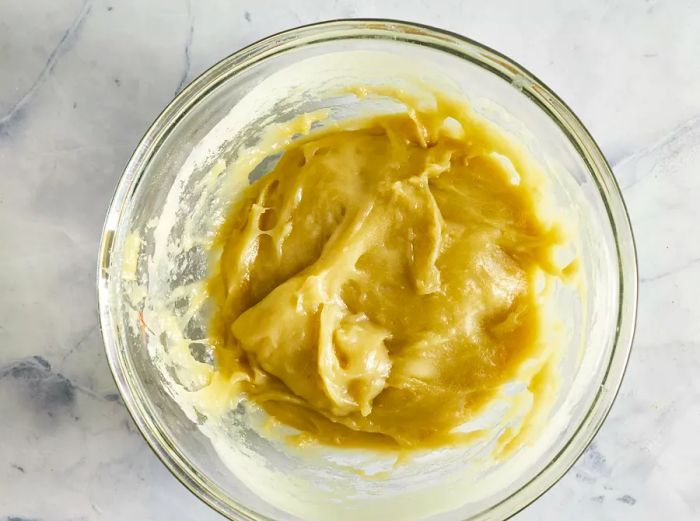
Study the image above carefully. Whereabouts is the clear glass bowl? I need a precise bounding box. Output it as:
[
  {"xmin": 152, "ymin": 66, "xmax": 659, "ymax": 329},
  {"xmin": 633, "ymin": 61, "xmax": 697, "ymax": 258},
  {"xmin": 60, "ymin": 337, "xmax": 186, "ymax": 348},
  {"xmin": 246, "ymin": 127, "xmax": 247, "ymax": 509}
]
[{"xmin": 97, "ymin": 19, "xmax": 637, "ymax": 521}]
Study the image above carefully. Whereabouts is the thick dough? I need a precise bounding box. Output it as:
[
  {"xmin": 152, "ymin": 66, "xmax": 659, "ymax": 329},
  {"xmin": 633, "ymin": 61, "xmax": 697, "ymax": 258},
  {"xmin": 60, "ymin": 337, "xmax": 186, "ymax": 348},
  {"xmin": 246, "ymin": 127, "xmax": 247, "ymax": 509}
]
[{"xmin": 207, "ymin": 90, "xmax": 569, "ymax": 450}]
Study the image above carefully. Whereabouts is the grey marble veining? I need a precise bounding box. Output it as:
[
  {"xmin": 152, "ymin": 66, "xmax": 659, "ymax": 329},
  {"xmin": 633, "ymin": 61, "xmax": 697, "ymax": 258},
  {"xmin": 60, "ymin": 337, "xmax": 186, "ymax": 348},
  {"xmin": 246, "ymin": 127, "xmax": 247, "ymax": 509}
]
[{"xmin": 1, "ymin": 1, "xmax": 699, "ymax": 519}]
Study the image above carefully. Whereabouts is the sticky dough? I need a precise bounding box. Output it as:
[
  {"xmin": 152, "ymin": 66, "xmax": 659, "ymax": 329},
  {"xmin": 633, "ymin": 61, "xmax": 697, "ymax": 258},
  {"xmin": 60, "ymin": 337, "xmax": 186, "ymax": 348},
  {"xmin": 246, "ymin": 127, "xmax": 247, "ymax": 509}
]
[{"xmin": 206, "ymin": 87, "xmax": 572, "ymax": 450}]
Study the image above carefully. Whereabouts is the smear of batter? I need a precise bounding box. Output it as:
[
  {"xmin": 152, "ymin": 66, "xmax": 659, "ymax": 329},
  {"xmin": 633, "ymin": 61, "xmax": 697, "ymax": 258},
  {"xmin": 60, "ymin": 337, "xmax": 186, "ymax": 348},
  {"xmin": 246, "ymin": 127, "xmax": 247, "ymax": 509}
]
[{"xmin": 206, "ymin": 87, "xmax": 573, "ymax": 450}]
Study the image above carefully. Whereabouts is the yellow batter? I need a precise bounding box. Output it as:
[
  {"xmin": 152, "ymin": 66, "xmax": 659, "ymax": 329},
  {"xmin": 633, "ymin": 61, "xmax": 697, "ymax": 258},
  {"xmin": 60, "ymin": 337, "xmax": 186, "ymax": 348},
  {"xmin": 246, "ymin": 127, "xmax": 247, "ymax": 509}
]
[{"xmin": 207, "ymin": 88, "xmax": 571, "ymax": 450}]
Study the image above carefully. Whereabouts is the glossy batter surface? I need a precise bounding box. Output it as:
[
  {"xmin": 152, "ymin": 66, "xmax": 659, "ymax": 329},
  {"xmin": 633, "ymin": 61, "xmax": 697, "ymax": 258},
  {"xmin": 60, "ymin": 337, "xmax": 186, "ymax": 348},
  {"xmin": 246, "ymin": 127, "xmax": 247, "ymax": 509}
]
[{"xmin": 208, "ymin": 91, "xmax": 568, "ymax": 450}]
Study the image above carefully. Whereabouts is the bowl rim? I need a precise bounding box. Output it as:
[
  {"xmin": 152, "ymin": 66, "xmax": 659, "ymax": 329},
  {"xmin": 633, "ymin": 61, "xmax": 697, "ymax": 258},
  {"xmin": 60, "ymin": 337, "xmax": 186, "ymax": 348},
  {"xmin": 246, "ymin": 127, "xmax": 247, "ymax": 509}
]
[{"xmin": 97, "ymin": 18, "xmax": 638, "ymax": 521}]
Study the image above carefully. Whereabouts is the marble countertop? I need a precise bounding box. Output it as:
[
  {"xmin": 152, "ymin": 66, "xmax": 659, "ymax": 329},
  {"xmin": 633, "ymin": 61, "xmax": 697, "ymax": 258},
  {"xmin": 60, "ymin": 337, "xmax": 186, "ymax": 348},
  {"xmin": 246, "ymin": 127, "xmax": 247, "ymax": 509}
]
[{"xmin": 1, "ymin": 1, "xmax": 699, "ymax": 519}]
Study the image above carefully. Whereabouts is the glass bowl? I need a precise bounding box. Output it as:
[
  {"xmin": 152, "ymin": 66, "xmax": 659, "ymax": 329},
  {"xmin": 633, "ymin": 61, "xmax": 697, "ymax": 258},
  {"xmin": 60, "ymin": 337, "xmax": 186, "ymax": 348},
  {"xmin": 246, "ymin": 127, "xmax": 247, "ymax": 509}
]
[{"xmin": 97, "ymin": 19, "xmax": 637, "ymax": 521}]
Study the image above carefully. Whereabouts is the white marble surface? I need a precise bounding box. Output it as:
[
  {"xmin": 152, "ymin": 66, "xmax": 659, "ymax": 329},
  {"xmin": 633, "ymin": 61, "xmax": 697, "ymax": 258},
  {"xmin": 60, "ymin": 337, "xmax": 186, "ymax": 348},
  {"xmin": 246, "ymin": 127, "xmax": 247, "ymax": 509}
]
[{"xmin": 1, "ymin": 0, "xmax": 699, "ymax": 519}]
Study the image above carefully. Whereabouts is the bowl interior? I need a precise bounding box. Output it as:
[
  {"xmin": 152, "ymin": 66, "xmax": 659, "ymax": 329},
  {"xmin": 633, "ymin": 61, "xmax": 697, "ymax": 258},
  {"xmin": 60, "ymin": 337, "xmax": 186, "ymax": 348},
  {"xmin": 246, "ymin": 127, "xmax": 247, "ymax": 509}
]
[{"xmin": 99, "ymin": 21, "xmax": 634, "ymax": 521}]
